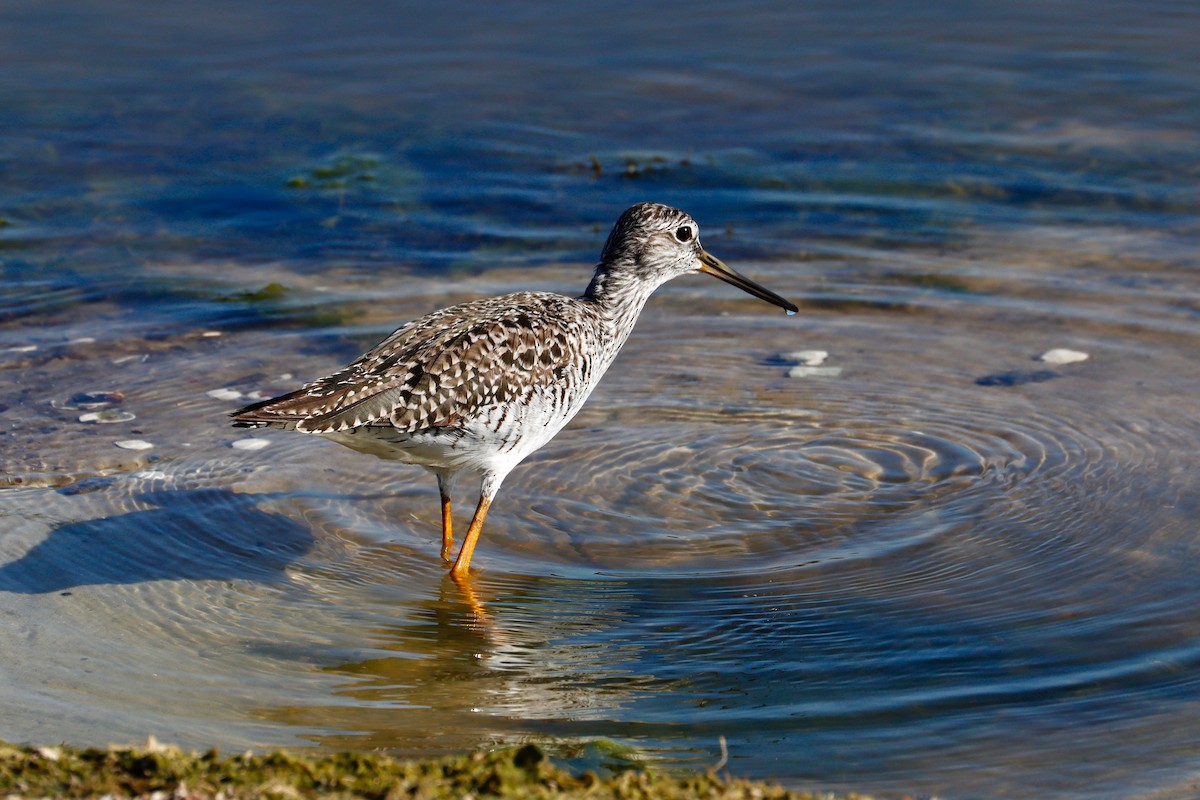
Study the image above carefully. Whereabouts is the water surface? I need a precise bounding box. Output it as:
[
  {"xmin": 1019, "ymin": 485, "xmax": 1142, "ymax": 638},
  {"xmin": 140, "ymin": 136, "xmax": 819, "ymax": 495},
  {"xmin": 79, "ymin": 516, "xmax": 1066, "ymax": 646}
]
[{"xmin": 2, "ymin": 2, "xmax": 1199, "ymax": 798}]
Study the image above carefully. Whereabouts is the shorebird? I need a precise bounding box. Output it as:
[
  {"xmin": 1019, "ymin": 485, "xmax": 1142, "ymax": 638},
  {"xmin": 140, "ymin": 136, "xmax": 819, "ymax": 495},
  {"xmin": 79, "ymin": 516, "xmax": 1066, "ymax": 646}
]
[{"xmin": 231, "ymin": 202, "xmax": 797, "ymax": 577}]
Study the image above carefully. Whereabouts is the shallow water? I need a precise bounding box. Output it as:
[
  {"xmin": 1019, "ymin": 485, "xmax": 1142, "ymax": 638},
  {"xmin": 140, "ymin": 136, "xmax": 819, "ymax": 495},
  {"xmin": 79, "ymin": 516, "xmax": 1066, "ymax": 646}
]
[{"xmin": 3, "ymin": 2, "xmax": 1200, "ymax": 798}]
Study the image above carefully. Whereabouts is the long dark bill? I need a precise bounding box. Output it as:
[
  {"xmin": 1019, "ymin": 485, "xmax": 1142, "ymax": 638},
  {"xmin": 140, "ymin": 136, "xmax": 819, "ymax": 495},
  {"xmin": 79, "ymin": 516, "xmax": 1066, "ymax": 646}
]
[{"xmin": 698, "ymin": 249, "xmax": 799, "ymax": 314}]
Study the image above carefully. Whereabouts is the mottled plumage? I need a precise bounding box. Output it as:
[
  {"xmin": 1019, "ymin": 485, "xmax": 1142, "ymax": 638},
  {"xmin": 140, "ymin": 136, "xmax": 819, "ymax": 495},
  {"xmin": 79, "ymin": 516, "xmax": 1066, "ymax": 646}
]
[
  {"xmin": 232, "ymin": 202, "xmax": 797, "ymax": 577},
  {"xmin": 235, "ymin": 293, "xmax": 601, "ymax": 435}
]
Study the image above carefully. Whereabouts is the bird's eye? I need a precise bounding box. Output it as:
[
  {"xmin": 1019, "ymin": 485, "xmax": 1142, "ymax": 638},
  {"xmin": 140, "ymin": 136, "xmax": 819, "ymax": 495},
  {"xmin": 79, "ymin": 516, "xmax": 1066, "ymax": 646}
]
[{"xmin": 674, "ymin": 226, "xmax": 693, "ymax": 243}]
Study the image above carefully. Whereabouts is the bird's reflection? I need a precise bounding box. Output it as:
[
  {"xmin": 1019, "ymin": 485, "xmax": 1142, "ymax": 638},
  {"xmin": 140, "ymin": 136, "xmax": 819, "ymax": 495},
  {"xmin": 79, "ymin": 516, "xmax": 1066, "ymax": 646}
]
[
  {"xmin": 253, "ymin": 568, "xmax": 648, "ymax": 753},
  {"xmin": 446, "ymin": 572, "xmax": 497, "ymax": 633}
]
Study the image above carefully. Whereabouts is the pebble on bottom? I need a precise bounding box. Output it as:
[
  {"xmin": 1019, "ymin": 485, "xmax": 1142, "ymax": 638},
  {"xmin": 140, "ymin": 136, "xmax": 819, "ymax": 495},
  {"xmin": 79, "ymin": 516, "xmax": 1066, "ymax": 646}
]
[
  {"xmin": 1038, "ymin": 348, "xmax": 1089, "ymax": 365},
  {"xmin": 114, "ymin": 439, "xmax": 154, "ymax": 450},
  {"xmin": 232, "ymin": 438, "xmax": 271, "ymax": 451}
]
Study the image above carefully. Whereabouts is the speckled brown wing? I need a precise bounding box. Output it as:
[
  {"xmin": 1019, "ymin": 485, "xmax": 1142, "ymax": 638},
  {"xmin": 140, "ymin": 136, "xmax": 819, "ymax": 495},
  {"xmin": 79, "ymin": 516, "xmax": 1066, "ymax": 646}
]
[{"xmin": 230, "ymin": 292, "xmax": 594, "ymax": 434}]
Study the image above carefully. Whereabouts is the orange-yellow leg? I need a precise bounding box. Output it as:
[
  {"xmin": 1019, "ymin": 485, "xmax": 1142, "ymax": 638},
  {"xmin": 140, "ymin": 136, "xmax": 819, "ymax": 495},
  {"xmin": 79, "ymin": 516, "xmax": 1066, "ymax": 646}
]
[
  {"xmin": 450, "ymin": 494, "xmax": 492, "ymax": 578},
  {"xmin": 435, "ymin": 470, "xmax": 457, "ymax": 563},
  {"xmin": 439, "ymin": 490, "xmax": 454, "ymax": 562}
]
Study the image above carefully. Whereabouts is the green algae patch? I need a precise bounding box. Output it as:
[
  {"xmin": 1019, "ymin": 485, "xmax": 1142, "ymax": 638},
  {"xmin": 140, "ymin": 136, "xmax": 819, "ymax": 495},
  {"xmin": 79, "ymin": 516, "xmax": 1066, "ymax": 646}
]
[
  {"xmin": 218, "ymin": 282, "xmax": 294, "ymax": 304},
  {"xmin": 0, "ymin": 740, "xmax": 867, "ymax": 800},
  {"xmin": 286, "ymin": 155, "xmax": 382, "ymax": 190}
]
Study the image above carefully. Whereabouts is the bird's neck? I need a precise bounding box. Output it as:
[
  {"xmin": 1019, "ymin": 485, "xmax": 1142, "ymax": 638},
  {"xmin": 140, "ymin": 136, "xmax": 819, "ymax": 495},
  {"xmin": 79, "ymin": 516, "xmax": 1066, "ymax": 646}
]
[{"xmin": 581, "ymin": 262, "xmax": 661, "ymax": 338}]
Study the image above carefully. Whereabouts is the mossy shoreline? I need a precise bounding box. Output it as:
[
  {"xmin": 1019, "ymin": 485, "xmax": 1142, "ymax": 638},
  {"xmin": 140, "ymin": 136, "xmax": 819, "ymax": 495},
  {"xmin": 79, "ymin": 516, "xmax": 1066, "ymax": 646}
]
[{"xmin": 0, "ymin": 739, "xmax": 868, "ymax": 800}]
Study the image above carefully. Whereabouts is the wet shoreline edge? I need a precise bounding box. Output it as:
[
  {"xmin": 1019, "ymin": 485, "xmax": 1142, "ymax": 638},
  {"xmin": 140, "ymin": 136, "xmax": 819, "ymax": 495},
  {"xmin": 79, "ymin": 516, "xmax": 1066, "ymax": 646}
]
[{"xmin": 0, "ymin": 739, "xmax": 870, "ymax": 799}]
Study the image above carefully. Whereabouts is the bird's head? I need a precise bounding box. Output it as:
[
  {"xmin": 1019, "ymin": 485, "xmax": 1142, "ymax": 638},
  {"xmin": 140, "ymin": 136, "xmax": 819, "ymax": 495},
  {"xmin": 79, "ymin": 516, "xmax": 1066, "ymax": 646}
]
[{"xmin": 595, "ymin": 202, "xmax": 797, "ymax": 314}]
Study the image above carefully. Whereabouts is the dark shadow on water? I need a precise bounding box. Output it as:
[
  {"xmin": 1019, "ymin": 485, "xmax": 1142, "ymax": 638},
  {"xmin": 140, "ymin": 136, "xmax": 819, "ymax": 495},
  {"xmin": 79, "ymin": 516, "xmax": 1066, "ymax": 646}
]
[{"xmin": 0, "ymin": 488, "xmax": 313, "ymax": 594}]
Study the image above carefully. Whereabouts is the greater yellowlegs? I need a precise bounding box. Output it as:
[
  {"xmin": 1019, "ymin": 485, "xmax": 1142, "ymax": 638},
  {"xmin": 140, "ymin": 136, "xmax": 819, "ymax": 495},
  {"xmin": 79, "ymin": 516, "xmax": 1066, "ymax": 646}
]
[{"xmin": 232, "ymin": 202, "xmax": 797, "ymax": 576}]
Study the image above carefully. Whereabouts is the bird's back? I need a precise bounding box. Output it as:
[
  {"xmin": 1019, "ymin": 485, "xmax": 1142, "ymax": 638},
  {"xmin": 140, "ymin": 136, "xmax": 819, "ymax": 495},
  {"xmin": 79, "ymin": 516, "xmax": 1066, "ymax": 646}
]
[{"xmin": 231, "ymin": 291, "xmax": 614, "ymax": 444}]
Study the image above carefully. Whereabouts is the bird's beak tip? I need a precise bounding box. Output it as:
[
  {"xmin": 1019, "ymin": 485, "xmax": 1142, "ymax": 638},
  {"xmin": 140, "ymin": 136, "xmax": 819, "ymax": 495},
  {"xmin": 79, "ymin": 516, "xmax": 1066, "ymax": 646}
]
[{"xmin": 698, "ymin": 248, "xmax": 798, "ymax": 315}]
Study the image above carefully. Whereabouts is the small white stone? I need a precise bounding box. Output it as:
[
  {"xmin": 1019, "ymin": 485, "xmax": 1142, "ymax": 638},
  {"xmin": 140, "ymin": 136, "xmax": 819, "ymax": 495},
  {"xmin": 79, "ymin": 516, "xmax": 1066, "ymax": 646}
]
[
  {"xmin": 79, "ymin": 410, "xmax": 136, "ymax": 424},
  {"xmin": 786, "ymin": 350, "xmax": 828, "ymax": 366},
  {"xmin": 278, "ymin": 373, "xmax": 293, "ymax": 381},
  {"xmin": 114, "ymin": 439, "xmax": 154, "ymax": 450},
  {"xmin": 206, "ymin": 388, "xmax": 243, "ymax": 401},
  {"xmin": 1037, "ymin": 348, "xmax": 1089, "ymax": 365},
  {"xmin": 231, "ymin": 438, "xmax": 271, "ymax": 451},
  {"xmin": 135, "ymin": 469, "xmax": 169, "ymax": 480},
  {"xmin": 788, "ymin": 365, "xmax": 843, "ymax": 378},
  {"xmin": 201, "ymin": 330, "xmax": 222, "ymax": 337}
]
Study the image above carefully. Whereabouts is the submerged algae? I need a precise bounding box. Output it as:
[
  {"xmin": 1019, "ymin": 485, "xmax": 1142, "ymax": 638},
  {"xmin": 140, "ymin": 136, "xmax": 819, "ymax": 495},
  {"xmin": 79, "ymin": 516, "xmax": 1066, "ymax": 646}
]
[{"xmin": 0, "ymin": 740, "xmax": 867, "ymax": 800}]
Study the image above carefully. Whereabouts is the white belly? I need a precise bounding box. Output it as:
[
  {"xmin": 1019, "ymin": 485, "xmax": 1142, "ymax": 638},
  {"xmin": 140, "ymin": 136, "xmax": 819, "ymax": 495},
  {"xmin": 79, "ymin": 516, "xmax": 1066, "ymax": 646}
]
[{"xmin": 319, "ymin": 378, "xmax": 601, "ymax": 478}]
